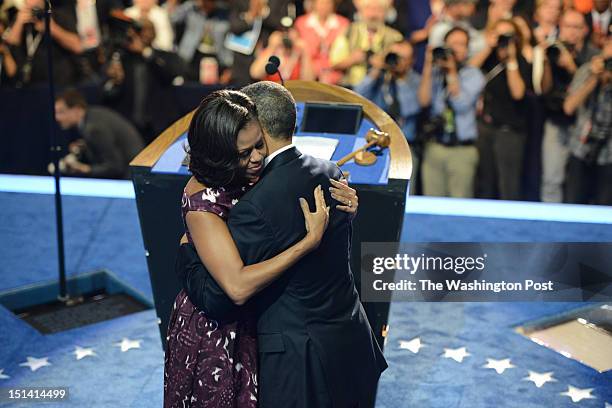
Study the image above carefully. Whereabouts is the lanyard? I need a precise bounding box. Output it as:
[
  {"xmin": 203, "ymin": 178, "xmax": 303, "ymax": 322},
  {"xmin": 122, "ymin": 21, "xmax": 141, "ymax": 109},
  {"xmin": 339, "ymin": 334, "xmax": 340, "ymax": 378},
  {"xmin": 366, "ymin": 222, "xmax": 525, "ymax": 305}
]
[{"xmin": 26, "ymin": 28, "xmax": 43, "ymax": 59}]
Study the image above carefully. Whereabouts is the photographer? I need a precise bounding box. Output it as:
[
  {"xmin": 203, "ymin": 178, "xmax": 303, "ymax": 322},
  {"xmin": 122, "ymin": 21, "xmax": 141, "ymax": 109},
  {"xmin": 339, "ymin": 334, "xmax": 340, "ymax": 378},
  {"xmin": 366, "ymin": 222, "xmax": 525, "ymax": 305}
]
[
  {"xmin": 0, "ymin": 16, "xmax": 18, "ymax": 86},
  {"xmin": 428, "ymin": 0, "xmax": 484, "ymax": 58},
  {"xmin": 294, "ymin": 0, "xmax": 349, "ymax": 84},
  {"xmin": 540, "ymin": 9, "xmax": 599, "ymax": 202},
  {"xmin": 354, "ymin": 41, "xmax": 420, "ymax": 145},
  {"xmin": 249, "ymin": 28, "xmax": 315, "ymax": 81},
  {"xmin": 5, "ymin": 0, "xmax": 83, "ymax": 86},
  {"xmin": 562, "ymin": 37, "xmax": 612, "ymax": 205},
  {"xmin": 418, "ymin": 26, "xmax": 484, "ymax": 198},
  {"xmin": 470, "ymin": 18, "xmax": 532, "ymax": 200},
  {"xmin": 329, "ymin": 0, "xmax": 403, "ymax": 87},
  {"xmin": 54, "ymin": 89, "xmax": 144, "ymax": 179},
  {"xmin": 102, "ymin": 17, "xmax": 186, "ymax": 142}
]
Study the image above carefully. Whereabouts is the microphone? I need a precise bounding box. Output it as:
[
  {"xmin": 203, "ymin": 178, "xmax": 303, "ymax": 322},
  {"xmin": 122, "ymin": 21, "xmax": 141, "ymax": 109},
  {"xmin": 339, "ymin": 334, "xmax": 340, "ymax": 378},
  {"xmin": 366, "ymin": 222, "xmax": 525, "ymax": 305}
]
[{"xmin": 264, "ymin": 55, "xmax": 284, "ymax": 86}]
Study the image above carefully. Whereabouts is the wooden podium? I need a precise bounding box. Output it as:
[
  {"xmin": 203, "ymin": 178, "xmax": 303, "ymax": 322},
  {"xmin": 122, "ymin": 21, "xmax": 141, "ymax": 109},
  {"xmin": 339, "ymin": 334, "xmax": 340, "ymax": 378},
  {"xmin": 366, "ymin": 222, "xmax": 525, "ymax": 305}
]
[{"xmin": 130, "ymin": 80, "xmax": 412, "ymax": 350}]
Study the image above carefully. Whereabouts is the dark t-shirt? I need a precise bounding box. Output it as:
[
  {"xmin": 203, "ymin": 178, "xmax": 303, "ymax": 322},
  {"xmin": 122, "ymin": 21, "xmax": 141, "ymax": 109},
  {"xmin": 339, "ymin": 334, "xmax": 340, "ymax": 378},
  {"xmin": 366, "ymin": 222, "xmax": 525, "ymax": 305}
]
[{"xmin": 481, "ymin": 53, "xmax": 532, "ymax": 130}]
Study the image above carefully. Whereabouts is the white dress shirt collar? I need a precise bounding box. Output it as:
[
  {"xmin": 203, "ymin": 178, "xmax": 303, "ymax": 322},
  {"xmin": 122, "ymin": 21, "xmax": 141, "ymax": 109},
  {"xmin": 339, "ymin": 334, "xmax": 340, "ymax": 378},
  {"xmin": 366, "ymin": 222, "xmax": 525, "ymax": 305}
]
[{"xmin": 264, "ymin": 143, "xmax": 295, "ymax": 167}]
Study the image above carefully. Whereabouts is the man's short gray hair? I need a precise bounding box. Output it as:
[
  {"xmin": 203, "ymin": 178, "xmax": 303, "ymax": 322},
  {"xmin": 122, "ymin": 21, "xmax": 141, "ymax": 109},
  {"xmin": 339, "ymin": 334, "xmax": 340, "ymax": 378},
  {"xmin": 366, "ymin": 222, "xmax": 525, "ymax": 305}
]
[{"xmin": 241, "ymin": 81, "xmax": 296, "ymax": 141}]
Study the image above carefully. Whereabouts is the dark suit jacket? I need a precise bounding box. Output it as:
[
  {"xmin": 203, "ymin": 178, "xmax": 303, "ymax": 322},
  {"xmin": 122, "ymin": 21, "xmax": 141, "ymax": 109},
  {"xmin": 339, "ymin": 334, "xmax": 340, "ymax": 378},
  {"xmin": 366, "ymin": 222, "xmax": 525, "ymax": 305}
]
[
  {"xmin": 585, "ymin": 10, "xmax": 612, "ymax": 39},
  {"xmin": 80, "ymin": 106, "xmax": 144, "ymax": 178},
  {"xmin": 177, "ymin": 147, "xmax": 387, "ymax": 407}
]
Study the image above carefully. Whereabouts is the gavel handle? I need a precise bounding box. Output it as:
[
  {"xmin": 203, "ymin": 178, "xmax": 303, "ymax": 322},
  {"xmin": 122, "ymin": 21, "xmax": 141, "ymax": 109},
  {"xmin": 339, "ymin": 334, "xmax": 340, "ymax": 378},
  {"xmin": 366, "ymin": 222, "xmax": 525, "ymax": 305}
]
[{"xmin": 336, "ymin": 140, "xmax": 377, "ymax": 166}]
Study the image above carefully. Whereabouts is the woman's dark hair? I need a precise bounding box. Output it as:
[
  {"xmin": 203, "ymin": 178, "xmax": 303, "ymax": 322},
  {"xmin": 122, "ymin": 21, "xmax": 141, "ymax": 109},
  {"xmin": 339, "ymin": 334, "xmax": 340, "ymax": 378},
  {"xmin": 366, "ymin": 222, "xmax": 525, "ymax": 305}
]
[{"xmin": 187, "ymin": 90, "xmax": 258, "ymax": 188}]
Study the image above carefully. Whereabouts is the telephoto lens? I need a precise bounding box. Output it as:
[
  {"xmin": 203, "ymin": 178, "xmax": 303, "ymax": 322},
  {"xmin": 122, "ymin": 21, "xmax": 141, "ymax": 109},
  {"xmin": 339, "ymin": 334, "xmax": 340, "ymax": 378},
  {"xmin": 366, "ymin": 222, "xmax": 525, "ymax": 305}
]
[{"xmin": 385, "ymin": 52, "xmax": 399, "ymax": 68}]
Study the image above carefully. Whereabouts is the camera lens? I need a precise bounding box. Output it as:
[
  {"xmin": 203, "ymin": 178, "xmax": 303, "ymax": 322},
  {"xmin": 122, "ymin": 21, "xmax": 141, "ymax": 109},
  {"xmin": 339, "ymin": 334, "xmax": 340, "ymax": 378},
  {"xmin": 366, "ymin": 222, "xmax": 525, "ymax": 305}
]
[
  {"xmin": 546, "ymin": 44, "xmax": 561, "ymax": 64},
  {"xmin": 432, "ymin": 47, "xmax": 447, "ymax": 62},
  {"xmin": 385, "ymin": 52, "xmax": 399, "ymax": 68},
  {"xmin": 497, "ymin": 33, "xmax": 514, "ymax": 49}
]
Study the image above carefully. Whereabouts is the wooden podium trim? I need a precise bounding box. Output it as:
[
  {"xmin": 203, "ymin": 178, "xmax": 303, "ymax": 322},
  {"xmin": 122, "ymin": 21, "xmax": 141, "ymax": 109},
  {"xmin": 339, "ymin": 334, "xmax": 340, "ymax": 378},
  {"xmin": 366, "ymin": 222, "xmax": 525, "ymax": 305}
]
[{"xmin": 130, "ymin": 81, "xmax": 412, "ymax": 180}]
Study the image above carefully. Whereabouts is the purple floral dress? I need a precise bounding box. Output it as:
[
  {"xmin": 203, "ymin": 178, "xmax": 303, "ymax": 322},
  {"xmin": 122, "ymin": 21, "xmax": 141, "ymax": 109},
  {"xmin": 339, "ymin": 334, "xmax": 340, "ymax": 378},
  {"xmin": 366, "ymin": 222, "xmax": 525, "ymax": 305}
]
[{"xmin": 164, "ymin": 185, "xmax": 258, "ymax": 408}]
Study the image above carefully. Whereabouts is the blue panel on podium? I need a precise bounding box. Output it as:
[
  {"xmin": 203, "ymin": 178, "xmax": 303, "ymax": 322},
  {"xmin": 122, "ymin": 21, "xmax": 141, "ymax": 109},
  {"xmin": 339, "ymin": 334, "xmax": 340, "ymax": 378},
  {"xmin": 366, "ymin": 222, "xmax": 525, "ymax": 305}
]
[{"xmin": 151, "ymin": 103, "xmax": 391, "ymax": 185}]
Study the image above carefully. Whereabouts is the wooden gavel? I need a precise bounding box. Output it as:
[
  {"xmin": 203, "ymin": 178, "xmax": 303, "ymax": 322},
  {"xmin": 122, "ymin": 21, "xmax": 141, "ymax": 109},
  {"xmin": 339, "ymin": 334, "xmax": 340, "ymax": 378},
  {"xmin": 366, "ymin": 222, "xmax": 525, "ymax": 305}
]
[{"xmin": 337, "ymin": 129, "xmax": 391, "ymax": 166}]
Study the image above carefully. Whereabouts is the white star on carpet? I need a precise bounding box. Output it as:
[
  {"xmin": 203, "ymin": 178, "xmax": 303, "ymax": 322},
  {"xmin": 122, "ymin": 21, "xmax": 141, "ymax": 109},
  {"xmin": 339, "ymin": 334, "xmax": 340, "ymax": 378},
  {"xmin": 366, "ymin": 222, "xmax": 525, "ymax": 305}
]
[
  {"xmin": 0, "ymin": 369, "xmax": 9, "ymax": 379},
  {"xmin": 399, "ymin": 337, "xmax": 424, "ymax": 354},
  {"xmin": 560, "ymin": 385, "xmax": 596, "ymax": 403},
  {"xmin": 523, "ymin": 371, "xmax": 557, "ymax": 388},
  {"xmin": 441, "ymin": 347, "xmax": 470, "ymax": 363},
  {"xmin": 73, "ymin": 346, "xmax": 96, "ymax": 360},
  {"xmin": 483, "ymin": 358, "xmax": 514, "ymax": 374},
  {"xmin": 114, "ymin": 338, "xmax": 141, "ymax": 352},
  {"xmin": 19, "ymin": 356, "xmax": 51, "ymax": 372}
]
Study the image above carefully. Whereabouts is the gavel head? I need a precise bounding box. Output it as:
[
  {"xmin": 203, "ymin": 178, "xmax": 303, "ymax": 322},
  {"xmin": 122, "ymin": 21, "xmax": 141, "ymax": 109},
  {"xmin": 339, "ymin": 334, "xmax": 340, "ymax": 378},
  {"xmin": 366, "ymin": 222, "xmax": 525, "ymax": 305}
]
[{"xmin": 365, "ymin": 129, "xmax": 391, "ymax": 148}]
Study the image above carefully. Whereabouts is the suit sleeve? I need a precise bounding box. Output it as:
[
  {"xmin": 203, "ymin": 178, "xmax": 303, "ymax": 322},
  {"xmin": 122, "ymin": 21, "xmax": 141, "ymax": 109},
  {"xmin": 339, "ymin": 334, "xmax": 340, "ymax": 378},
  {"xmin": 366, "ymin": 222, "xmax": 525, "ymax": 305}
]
[
  {"xmin": 176, "ymin": 243, "xmax": 239, "ymax": 322},
  {"xmin": 227, "ymin": 199, "xmax": 277, "ymax": 265},
  {"xmin": 176, "ymin": 199, "xmax": 276, "ymax": 321}
]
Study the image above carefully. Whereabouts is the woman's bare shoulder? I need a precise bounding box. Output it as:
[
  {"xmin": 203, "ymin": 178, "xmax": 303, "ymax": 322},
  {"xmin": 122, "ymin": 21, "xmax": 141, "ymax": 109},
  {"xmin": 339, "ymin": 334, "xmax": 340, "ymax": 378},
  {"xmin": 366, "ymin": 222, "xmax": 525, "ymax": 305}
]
[{"xmin": 185, "ymin": 177, "xmax": 208, "ymax": 196}]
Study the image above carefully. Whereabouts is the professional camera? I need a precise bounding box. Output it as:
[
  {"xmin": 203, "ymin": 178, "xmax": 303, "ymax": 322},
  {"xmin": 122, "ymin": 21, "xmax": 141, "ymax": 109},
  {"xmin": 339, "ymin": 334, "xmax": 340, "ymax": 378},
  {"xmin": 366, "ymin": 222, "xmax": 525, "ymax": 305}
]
[
  {"xmin": 546, "ymin": 41, "xmax": 575, "ymax": 64},
  {"xmin": 30, "ymin": 6, "xmax": 45, "ymax": 20},
  {"xmin": 497, "ymin": 33, "xmax": 515, "ymax": 49},
  {"xmin": 432, "ymin": 46, "xmax": 452, "ymax": 63},
  {"xmin": 384, "ymin": 52, "xmax": 399, "ymax": 69}
]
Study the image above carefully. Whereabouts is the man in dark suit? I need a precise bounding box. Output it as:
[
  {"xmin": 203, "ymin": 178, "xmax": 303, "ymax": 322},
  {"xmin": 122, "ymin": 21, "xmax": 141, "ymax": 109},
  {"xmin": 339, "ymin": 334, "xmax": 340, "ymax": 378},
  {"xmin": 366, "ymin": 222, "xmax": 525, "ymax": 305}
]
[
  {"xmin": 178, "ymin": 80, "xmax": 387, "ymax": 408},
  {"xmin": 585, "ymin": 0, "xmax": 611, "ymax": 49},
  {"xmin": 54, "ymin": 88, "xmax": 144, "ymax": 179}
]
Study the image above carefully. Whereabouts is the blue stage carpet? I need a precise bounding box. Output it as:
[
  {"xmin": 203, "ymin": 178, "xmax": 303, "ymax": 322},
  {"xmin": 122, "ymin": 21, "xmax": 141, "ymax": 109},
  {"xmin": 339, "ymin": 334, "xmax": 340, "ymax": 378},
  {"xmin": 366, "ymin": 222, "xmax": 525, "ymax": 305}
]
[{"xmin": 0, "ymin": 182, "xmax": 611, "ymax": 407}]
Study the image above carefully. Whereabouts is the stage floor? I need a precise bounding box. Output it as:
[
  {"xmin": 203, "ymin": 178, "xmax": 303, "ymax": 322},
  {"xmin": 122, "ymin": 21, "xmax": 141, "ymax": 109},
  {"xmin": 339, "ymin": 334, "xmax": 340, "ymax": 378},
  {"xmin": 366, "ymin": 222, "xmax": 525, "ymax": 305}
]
[{"xmin": 0, "ymin": 175, "xmax": 610, "ymax": 407}]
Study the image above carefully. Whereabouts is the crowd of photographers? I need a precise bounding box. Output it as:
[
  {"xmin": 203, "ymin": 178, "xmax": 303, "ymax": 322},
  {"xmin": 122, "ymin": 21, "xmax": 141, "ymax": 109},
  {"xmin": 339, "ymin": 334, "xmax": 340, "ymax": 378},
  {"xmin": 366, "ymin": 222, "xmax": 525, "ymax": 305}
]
[{"xmin": 0, "ymin": 0, "xmax": 611, "ymax": 204}]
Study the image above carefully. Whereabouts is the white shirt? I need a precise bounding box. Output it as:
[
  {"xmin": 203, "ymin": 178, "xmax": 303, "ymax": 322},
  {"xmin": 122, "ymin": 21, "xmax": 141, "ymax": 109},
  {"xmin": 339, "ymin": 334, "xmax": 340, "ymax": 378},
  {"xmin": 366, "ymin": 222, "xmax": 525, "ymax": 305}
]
[
  {"xmin": 264, "ymin": 143, "xmax": 295, "ymax": 167},
  {"xmin": 591, "ymin": 9, "xmax": 611, "ymax": 34}
]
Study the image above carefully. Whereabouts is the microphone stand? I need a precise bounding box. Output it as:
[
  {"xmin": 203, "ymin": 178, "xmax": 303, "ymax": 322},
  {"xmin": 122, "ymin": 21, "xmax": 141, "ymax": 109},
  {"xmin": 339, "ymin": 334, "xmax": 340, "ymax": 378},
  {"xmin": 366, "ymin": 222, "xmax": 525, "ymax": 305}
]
[{"xmin": 44, "ymin": 0, "xmax": 69, "ymax": 302}]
